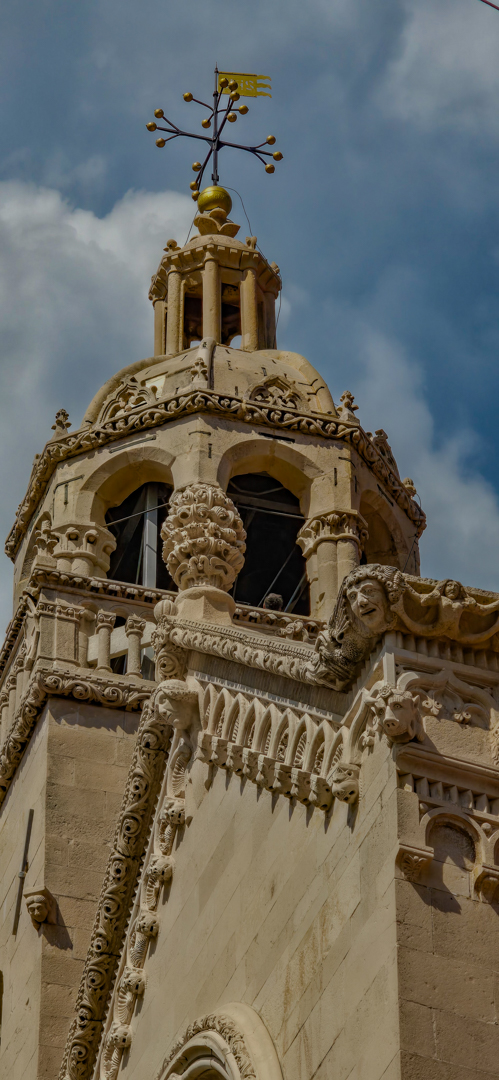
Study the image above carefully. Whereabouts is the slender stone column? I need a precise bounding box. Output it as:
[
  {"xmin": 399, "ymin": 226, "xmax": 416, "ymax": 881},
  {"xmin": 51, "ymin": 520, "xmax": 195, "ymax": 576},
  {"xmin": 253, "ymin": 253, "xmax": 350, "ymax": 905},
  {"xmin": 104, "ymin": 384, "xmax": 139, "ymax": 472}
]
[
  {"xmin": 125, "ymin": 615, "xmax": 146, "ymax": 677},
  {"xmin": 264, "ymin": 289, "xmax": 276, "ymax": 349},
  {"xmin": 153, "ymin": 299, "xmax": 166, "ymax": 355},
  {"xmin": 96, "ymin": 611, "xmax": 116, "ymax": 673},
  {"xmin": 240, "ymin": 266, "xmax": 259, "ymax": 351},
  {"xmin": 337, "ymin": 537, "xmax": 361, "ymax": 589},
  {"xmin": 202, "ymin": 251, "xmax": 220, "ymax": 342},
  {"xmin": 297, "ymin": 511, "xmax": 368, "ymax": 620},
  {"xmin": 166, "ymin": 269, "xmax": 182, "ymax": 356}
]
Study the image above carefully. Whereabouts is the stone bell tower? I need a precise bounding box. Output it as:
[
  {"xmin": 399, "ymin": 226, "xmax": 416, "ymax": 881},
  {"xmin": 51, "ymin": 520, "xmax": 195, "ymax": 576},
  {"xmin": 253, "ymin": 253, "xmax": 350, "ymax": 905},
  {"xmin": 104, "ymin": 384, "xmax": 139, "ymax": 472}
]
[{"xmin": 2, "ymin": 179, "xmax": 499, "ymax": 1080}]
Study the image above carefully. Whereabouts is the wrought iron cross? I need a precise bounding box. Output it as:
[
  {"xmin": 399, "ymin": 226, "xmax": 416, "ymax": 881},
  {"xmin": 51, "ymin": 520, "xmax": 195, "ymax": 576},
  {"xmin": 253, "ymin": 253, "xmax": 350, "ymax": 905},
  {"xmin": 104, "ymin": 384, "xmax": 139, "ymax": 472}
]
[{"xmin": 146, "ymin": 66, "xmax": 282, "ymax": 198}]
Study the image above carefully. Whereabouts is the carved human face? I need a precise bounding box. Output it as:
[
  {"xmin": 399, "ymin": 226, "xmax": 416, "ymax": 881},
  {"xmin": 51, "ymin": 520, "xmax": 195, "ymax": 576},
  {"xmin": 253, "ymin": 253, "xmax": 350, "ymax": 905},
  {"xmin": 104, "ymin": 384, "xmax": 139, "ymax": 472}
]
[
  {"xmin": 381, "ymin": 694, "xmax": 418, "ymax": 743},
  {"xmin": 26, "ymin": 895, "xmax": 49, "ymax": 925},
  {"xmin": 346, "ymin": 580, "xmax": 390, "ymax": 634},
  {"xmin": 444, "ymin": 581, "xmax": 460, "ymax": 600}
]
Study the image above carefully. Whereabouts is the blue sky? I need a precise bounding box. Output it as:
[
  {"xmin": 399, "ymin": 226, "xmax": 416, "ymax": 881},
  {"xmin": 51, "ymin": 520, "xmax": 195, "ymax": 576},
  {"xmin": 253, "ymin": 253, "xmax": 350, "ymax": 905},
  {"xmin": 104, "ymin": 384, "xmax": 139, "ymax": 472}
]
[{"xmin": 1, "ymin": 0, "xmax": 499, "ymax": 628}]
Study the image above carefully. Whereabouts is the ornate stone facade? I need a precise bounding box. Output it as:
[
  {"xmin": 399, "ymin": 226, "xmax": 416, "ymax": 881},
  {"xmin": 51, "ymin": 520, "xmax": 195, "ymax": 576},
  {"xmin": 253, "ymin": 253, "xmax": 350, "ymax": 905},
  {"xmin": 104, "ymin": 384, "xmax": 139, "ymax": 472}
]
[{"xmin": 2, "ymin": 187, "xmax": 499, "ymax": 1080}]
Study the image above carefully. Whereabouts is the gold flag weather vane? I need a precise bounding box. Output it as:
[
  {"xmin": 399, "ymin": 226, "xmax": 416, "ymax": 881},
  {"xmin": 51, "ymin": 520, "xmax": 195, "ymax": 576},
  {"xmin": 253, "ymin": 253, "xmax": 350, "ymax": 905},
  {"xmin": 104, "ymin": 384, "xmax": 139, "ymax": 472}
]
[{"xmin": 146, "ymin": 65, "xmax": 282, "ymax": 201}]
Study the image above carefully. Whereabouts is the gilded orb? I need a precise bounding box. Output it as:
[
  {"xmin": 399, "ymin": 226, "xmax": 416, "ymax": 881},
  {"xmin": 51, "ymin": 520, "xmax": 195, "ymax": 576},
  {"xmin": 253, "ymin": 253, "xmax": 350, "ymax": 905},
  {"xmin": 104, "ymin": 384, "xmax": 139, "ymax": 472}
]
[{"xmin": 197, "ymin": 186, "xmax": 233, "ymax": 215}]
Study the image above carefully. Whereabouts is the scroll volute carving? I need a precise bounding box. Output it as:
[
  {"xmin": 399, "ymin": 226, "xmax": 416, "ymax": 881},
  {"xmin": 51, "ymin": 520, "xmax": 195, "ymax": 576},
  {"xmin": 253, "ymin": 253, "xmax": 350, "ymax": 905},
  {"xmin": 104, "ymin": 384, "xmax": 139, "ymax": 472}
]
[{"xmin": 160, "ymin": 483, "xmax": 246, "ymax": 592}]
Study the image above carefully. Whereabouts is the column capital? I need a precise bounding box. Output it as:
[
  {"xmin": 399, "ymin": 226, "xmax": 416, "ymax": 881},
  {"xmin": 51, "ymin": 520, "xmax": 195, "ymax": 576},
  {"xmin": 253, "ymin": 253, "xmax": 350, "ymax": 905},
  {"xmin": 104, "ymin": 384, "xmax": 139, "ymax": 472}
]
[{"xmin": 297, "ymin": 510, "xmax": 368, "ymax": 560}]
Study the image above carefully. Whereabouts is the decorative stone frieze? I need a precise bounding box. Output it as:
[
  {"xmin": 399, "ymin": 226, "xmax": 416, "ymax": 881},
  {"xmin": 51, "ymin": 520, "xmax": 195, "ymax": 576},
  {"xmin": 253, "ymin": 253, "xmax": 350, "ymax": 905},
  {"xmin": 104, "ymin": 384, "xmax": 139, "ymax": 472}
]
[
  {"xmin": 5, "ymin": 387, "xmax": 425, "ymax": 562},
  {"xmin": 161, "ymin": 483, "xmax": 246, "ymax": 591},
  {"xmin": 155, "ymin": 612, "xmax": 318, "ymax": 686}
]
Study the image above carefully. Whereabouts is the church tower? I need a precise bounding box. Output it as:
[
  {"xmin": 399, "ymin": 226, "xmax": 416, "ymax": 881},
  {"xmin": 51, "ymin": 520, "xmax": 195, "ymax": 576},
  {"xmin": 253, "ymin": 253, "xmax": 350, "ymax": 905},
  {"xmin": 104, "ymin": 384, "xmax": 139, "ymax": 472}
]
[{"xmin": 2, "ymin": 131, "xmax": 499, "ymax": 1080}]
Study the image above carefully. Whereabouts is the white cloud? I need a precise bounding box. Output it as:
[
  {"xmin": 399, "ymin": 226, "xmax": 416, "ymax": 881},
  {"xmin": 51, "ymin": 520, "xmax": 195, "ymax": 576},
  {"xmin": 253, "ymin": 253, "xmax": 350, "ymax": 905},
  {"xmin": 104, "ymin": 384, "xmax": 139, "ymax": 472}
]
[
  {"xmin": 0, "ymin": 180, "xmax": 193, "ymax": 631},
  {"xmin": 380, "ymin": 0, "xmax": 499, "ymax": 134}
]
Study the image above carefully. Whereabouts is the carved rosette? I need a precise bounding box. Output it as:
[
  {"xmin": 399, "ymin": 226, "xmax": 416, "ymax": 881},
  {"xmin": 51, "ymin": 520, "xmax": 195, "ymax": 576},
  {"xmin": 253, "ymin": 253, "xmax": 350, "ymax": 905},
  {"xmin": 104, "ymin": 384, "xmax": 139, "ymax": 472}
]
[
  {"xmin": 161, "ymin": 484, "xmax": 246, "ymax": 591},
  {"xmin": 297, "ymin": 511, "xmax": 368, "ymax": 560}
]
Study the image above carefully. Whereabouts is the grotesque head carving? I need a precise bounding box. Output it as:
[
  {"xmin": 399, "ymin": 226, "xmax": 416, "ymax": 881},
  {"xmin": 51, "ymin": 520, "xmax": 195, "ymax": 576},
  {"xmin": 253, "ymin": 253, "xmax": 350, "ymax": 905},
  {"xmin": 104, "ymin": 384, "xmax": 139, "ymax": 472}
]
[
  {"xmin": 339, "ymin": 566, "xmax": 404, "ymax": 638},
  {"xmin": 345, "ymin": 578, "xmax": 392, "ymax": 635},
  {"xmin": 310, "ymin": 565, "xmax": 406, "ymax": 690},
  {"xmin": 329, "ymin": 763, "xmax": 360, "ymax": 804},
  {"xmin": 441, "ymin": 579, "xmax": 465, "ymax": 601},
  {"xmin": 25, "ymin": 887, "xmax": 56, "ymax": 928},
  {"xmin": 370, "ymin": 684, "xmax": 424, "ymax": 745}
]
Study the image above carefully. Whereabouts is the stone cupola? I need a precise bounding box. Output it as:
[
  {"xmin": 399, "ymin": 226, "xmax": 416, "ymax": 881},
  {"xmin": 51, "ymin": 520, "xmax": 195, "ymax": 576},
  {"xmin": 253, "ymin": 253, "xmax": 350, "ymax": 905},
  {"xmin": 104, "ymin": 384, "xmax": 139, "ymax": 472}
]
[{"xmin": 148, "ymin": 186, "xmax": 281, "ymax": 355}]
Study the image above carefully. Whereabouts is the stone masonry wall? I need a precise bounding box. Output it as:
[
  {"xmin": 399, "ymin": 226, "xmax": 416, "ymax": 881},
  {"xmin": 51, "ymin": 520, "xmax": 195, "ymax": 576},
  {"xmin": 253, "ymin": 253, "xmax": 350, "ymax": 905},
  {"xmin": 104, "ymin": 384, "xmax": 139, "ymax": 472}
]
[
  {"xmin": 0, "ymin": 698, "xmax": 140, "ymax": 1080},
  {"xmin": 117, "ymin": 728, "xmax": 401, "ymax": 1080},
  {"xmin": 396, "ymin": 792, "xmax": 499, "ymax": 1080}
]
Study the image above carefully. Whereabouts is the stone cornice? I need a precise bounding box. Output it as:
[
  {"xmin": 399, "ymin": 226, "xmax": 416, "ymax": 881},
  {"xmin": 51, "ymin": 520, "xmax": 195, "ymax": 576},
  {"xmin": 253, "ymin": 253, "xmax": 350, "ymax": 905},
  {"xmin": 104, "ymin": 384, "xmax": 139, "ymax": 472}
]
[
  {"xmin": 152, "ymin": 614, "xmax": 319, "ymax": 687},
  {"xmin": 5, "ymin": 389, "xmax": 425, "ymax": 561},
  {"xmin": 0, "ymin": 665, "xmax": 152, "ymax": 809}
]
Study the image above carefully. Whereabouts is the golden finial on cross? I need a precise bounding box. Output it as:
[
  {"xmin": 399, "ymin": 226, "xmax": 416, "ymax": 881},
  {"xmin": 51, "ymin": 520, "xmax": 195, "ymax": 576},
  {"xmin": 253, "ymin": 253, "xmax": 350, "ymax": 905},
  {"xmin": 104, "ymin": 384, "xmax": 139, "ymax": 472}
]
[{"xmin": 146, "ymin": 65, "xmax": 283, "ymax": 202}]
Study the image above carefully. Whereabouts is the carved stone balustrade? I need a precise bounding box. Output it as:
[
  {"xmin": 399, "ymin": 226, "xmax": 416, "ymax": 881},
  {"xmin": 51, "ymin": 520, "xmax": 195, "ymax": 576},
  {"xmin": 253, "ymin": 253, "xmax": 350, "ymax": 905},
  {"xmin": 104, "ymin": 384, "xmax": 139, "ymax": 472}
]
[{"xmin": 96, "ymin": 611, "xmax": 117, "ymax": 673}]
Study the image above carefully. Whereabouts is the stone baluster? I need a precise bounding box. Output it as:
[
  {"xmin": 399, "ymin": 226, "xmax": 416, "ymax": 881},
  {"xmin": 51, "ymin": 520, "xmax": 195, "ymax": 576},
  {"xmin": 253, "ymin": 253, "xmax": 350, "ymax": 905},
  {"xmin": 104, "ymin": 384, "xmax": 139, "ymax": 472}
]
[
  {"xmin": 125, "ymin": 615, "xmax": 146, "ymax": 677},
  {"xmin": 96, "ymin": 611, "xmax": 116, "ymax": 673}
]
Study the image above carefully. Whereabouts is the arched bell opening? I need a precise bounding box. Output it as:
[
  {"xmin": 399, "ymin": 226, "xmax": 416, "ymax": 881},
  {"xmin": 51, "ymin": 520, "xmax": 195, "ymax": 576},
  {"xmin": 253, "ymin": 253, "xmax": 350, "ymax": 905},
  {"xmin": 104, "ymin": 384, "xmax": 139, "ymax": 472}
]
[
  {"xmin": 359, "ymin": 491, "xmax": 406, "ymax": 570},
  {"xmin": 221, "ymin": 283, "xmax": 241, "ymax": 345},
  {"xmin": 105, "ymin": 481, "xmax": 176, "ymax": 591},
  {"xmin": 227, "ymin": 472, "xmax": 309, "ymax": 614},
  {"xmin": 184, "ymin": 289, "xmax": 203, "ymax": 349}
]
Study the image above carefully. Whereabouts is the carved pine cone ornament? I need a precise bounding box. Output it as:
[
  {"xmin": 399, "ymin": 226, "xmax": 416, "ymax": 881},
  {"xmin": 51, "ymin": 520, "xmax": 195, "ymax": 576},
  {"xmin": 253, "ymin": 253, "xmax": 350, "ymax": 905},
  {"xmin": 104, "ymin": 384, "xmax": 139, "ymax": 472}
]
[{"xmin": 161, "ymin": 483, "xmax": 246, "ymax": 591}]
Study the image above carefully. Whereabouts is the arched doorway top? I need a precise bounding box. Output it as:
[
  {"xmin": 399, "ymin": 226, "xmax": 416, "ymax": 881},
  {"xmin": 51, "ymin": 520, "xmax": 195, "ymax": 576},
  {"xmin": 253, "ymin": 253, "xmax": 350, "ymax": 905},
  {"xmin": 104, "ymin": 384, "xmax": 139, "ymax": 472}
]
[{"xmin": 158, "ymin": 1003, "xmax": 283, "ymax": 1080}]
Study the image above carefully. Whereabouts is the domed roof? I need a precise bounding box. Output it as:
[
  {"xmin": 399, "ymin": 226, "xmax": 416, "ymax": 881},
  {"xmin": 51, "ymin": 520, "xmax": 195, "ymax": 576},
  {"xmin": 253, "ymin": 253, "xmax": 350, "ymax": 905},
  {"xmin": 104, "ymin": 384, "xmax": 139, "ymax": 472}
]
[{"xmin": 133, "ymin": 344, "xmax": 337, "ymax": 417}]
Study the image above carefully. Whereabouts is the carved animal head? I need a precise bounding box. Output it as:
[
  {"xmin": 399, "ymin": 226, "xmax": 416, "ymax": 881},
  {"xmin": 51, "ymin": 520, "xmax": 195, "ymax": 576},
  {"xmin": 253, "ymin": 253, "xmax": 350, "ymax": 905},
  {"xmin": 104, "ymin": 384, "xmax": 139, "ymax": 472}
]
[
  {"xmin": 371, "ymin": 685, "xmax": 423, "ymax": 744},
  {"xmin": 329, "ymin": 763, "xmax": 360, "ymax": 804},
  {"xmin": 107, "ymin": 1023, "xmax": 132, "ymax": 1050},
  {"xmin": 135, "ymin": 913, "xmax": 159, "ymax": 938},
  {"xmin": 120, "ymin": 968, "xmax": 146, "ymax": 996}
]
